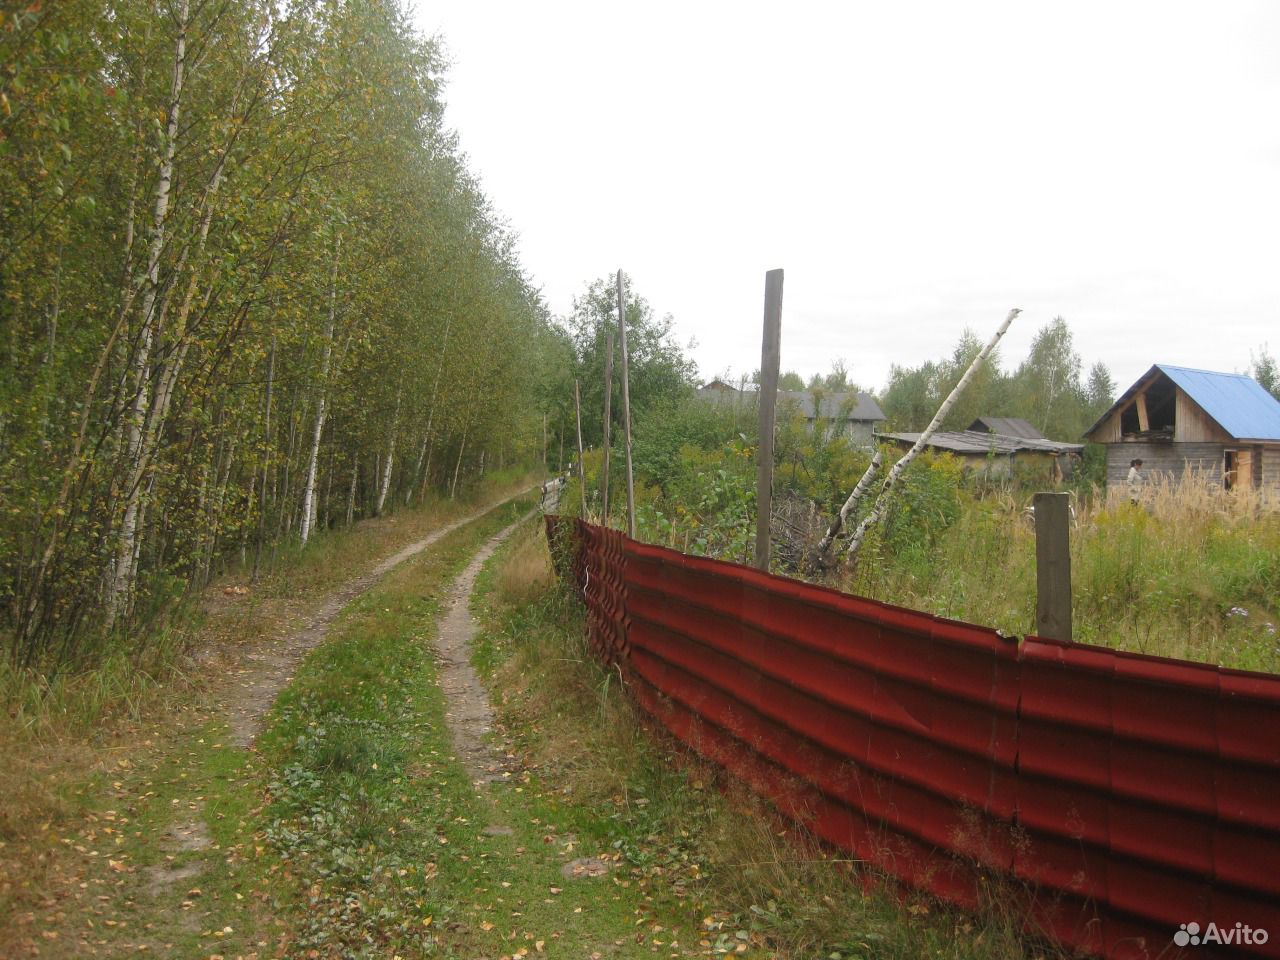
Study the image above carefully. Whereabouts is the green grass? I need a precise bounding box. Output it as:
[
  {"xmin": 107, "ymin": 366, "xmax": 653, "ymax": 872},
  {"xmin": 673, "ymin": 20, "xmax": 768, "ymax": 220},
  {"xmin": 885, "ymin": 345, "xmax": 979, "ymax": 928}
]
[
  {"xmin": 0, "ymin": 480, "xmax": 539, "ymax": 956},
  {"xmin": 841, "ymin": 475, "xmax": 1280, "ymax": 672},
  {"xmin": 469, "ymin": 524, "xmax": 1068, "ymax": 960},
  {"xmin": 250, "ymin": 496, "xmax": 721, "ymax": 957}
]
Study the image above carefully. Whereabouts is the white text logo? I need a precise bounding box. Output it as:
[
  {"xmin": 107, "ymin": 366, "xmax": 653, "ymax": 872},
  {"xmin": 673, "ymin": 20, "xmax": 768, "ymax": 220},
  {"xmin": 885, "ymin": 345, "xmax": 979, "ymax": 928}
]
[{"xmin": 1175, "ymin": 922, "xmax": 1269, "ymax": 947}]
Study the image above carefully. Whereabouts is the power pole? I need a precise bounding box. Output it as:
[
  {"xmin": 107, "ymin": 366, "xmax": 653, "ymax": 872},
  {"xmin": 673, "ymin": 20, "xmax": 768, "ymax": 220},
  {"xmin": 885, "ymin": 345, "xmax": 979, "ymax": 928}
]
[
  {"xmin": 601, "ymin": 322, "xmax": 615, "ymax": 524},
  {"xmin": 617, "ymin": 270, "xmax": 636, "ymax": 538},
  {"xmin": 754, "ymin": 268, "xmax": 784, "ymax": 571}
]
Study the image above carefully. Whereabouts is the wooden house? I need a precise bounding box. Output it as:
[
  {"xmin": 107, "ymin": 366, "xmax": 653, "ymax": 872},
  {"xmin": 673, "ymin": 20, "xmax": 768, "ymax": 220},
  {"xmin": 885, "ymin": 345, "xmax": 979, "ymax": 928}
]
[
  {"xmin": 1083, "ymin": 364, "xmax": 1280, "ymax": 492},
  {"xmin": 879, "ymin": 429, "xmax": 1083, "ymax": 480},
  {"xmin": 777, "ymin": 390, "xmax": 886, "ymax": 447},
  {"xmin": 697, "ymin": 383, "xmax": 886, "ymax": 448}
]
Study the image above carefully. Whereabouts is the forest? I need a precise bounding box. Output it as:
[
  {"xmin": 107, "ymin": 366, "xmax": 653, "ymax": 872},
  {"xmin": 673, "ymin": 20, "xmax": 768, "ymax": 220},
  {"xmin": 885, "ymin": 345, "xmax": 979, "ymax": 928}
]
[{"xmin": 1, "ymin": 0, "xmax": 569, "ymax": 670}]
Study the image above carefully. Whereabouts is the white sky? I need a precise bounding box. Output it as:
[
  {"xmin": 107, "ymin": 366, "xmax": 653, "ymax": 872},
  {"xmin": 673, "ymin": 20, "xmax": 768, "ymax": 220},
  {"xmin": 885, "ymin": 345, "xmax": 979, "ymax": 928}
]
[{"xmin": 414, "ymin": 1, "xmax": 1280, "ymax": 395}]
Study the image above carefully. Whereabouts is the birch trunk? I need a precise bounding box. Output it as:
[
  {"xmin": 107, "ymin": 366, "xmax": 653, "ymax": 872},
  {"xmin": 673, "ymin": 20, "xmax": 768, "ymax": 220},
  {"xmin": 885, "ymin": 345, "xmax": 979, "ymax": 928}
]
[
  {"xmin": 106, "ymin": 0, "xmax": 188, "ymax": 627},
  {"xmin": 346, "ymin": 458, "xmax": 358, "ymax": 527},
  {"xmin": 450, "ymin": 426, "xmax": 468, "ymax": 500},
  {"xmin": 812, "ymin": 450, "xmax": 883, "ymax": 563},
  {"xmin": 845, "ymin": 308, "xmax": 1019, "ymax": 560},
  {"xmin": 300, "ymin": 236, "xmax": 340, "ymax": 546},
  {"xmin": 375, "ymin": 392, "xmax": 400, "ymax": 516},
  {"xmin": 410, "ymin": 315, "xmax": 451, "ymax": 504},
  {"xmin": 252, "ymin": 336, "xmax": 275, "ymax": 581}
]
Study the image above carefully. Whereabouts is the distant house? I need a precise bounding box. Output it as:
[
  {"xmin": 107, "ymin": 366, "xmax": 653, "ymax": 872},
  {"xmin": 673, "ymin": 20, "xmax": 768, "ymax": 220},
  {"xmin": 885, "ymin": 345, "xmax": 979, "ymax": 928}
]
[
  {"xmin": 879, "ymin": 427, "xmax": 1083, "ymax": 480},
  {"xmin": 778, "ymin": 390, "xmax": 885, "ymax": 447},
  {"xmin": 695, "ymin": 382, "xmax": 886, "ymax": 448},
  {"xmin": 967, "ymin": 416, "xmax": 1045, "ymax": 440},
  {"xmin": 1083, "ymin": 364, "xmax": 1280, "ymax": 493},
  {"xmin": 699, "ymin": 378, "xmax": 739, "ymax": 394}
]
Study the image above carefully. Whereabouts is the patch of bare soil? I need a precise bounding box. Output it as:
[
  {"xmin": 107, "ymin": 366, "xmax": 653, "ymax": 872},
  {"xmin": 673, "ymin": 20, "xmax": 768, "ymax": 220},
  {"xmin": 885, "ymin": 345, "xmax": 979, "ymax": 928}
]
[{"xmin": 432, "ymin": 512, "xmax": 535, "ymax": 785}]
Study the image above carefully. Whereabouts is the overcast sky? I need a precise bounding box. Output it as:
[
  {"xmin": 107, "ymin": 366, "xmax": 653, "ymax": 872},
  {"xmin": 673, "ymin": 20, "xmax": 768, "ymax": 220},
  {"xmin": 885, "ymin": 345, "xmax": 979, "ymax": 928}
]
[{"xmin": 415, "ymin": 1, "xmax": 1280, "ymax": 395}]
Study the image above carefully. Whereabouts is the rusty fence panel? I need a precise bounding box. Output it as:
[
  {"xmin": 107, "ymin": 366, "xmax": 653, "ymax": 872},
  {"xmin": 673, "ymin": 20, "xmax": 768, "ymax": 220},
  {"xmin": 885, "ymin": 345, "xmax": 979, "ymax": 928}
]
[{"xmin": 545, "ymin": 518, "xmax": 1280, "ymax": 959}]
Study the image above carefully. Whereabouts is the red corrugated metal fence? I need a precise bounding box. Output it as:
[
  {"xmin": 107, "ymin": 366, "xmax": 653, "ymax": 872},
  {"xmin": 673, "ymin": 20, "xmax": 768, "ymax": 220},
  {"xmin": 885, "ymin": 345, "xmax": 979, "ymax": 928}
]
[{"xmin": 546, "ymin": 516, "xmax": 1280, "ymax": 959}]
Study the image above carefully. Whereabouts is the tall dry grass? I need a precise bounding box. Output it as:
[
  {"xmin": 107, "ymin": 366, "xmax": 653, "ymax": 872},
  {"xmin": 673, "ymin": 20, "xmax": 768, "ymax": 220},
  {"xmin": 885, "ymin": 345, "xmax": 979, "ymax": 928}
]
[{"xmin": 846, "ymin": 472, "xmax": 1279, "ymax": 672}]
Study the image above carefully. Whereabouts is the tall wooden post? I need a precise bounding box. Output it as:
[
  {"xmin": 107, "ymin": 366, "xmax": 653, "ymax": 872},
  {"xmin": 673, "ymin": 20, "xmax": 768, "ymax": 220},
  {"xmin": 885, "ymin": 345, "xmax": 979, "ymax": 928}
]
[
  {"xmin": 574, "ymin": 378, "xmax": 587, "ymax": 517},
  {"xmin": 1033, "ymin": 492, "xmax": 1072, "ymax": 641},
  {"xmin": 601, "ymin": 322, "xmax": 615, "ymax": 524},
  {"xmin": 617, "ymin": 270, "xmax": 637, "ymax": 538},
  {"xmin": 755, "ymin": 269, "xmax": 784, "ymax": 571}
]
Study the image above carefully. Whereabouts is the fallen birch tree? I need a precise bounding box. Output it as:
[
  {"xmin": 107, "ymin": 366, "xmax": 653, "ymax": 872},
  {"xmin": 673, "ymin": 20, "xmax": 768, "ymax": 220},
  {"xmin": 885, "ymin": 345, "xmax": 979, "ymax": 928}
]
[{"xmin": 842, "ymin": 308, "xmax": 1021, "ymax": 564}]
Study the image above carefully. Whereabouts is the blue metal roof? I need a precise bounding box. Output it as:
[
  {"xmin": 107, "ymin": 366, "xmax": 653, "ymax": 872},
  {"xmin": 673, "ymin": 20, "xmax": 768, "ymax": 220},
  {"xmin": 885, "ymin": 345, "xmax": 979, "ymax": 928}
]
[{"xmin": 1157, "ymin": 364, "xmax": 1280, "ymax": 441}]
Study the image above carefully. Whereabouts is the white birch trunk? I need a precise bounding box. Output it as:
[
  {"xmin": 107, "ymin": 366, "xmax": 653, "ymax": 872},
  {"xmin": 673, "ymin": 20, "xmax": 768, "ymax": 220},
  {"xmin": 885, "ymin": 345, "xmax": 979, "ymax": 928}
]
[
  {"xmin": 375, "ymin": 392, "xmax": 400, "ymax": 516},
  {"xmin": 450, "ymin": 426, "xmax": 468, "ymax": 500},
  {"xmin": 813, "ymin": 450, "xmax": 883, "ymax": 562},
  {"xmin": 846, "ymin": 308, "xmax": 1019, "ymax": 560},
  {"xmin": 300, "ymin": 236, "xmax": 340, "ymax": 546},
  {"xmin": 106, "ymin": 0, "xmax": 188, "ymax": 627},
  {"xmin": 345, "ymin": 458, "xmax": 358, "ymax": 527},
  {"xmin": 411, "ymin": 315, "xmax": 452, "ymax": 503}
]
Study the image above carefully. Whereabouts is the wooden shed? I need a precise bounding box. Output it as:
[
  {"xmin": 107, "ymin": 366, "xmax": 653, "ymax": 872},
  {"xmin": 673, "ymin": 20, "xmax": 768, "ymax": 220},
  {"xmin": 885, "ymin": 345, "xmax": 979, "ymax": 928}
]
[{"xmin": 1083, "ymin": 364, "xmax": 1280, "ymax": 492}]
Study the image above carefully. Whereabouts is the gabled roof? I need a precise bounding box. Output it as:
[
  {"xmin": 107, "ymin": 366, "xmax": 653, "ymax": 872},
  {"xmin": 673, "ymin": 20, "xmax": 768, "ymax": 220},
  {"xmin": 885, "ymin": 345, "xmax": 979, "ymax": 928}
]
[
  {"xmin": 779, "ymin": 391, "xmax": 886, "ymax": 422},
  {"xmin": 881, "ymin": 430, "xmax": 1083, "ymax": 456},
  {"xmin": 1085, "ymin": 364, "xmax": 1280, "ymax": 442},
  {"xmin": 968, "ymin": 416, "xmax": 1045, "ymax": 440}
]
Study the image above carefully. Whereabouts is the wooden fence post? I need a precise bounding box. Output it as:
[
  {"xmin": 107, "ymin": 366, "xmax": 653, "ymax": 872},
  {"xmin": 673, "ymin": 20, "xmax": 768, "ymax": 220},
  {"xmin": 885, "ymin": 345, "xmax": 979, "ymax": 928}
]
[
  {"xmin": 601, "ymin": 321, "xmax": 615, "ymax": 524},
  {"xmin": 1034, "ymin": 491, "xmax": 1072, "ymax": 641},
  {"xmin": 574, "ymin": 378, "xmax": 587, "ymax": 517},
  {"xmin": 617, "ymin": 270, "xmax": 636, "ymax": 539},
  {"xmin": 754, "ymin": 268, "xmax": 784, "ymax": 571}
]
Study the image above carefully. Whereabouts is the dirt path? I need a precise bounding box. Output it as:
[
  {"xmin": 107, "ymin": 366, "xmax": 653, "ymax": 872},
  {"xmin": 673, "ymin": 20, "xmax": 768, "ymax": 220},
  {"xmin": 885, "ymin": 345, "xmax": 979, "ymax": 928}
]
[
  {"xmin": 224, "ymin": 490, "xmax": 533, "ymax": 748},
  {"xmin": 433, "ymin": 511, "xmax": 535, "ymax": 783}
]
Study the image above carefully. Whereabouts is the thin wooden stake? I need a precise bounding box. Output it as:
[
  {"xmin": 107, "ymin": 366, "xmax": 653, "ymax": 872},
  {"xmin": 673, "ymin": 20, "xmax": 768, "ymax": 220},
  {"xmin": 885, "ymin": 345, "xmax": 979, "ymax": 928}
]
[
  {"xmin": 1034, "ymin": 492, "xmax": 1072, "ymax": 641},
  {"xmin": 617, "ymin": 270, "xmax": 636, "ymax": 539},
  {"xmin": 574, "ymin": 378, "xmax": 587, "ymax": 517},
  {"xmin": 601, "ymin": 319, "xmax": 615, "ymax": 524},
  {"xmin": 755, "ymin": 268, "xmax": 784, "ymax": 571}
]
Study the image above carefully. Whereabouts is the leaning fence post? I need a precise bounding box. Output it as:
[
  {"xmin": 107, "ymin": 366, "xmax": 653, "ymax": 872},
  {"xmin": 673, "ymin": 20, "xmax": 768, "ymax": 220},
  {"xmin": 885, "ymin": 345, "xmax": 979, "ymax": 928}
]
[
  {"xmin": 617, "ymin": 269, "xmax": 637, "ymax": 539},
  {"xmin": 754, "ymin": 268, "xmax": 784, "ymax": 571},
  {"xmin": 601, "ymin": 320, "xmax": 615, "ymax": 525},
  {"xmin": 1033, "ymin": 491, "xmax": 1072, "ymax": 641}
]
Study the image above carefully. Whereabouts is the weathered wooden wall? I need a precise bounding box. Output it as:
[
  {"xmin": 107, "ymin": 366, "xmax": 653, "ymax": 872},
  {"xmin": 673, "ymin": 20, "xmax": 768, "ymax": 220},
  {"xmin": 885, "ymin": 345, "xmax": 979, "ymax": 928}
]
[
  {"xmin": 1263, "ymin": 447, "xmax": 1280, "ymax": 494},
  {"xmin": 1105, "ymin": 441, "xmax": 1225, "ymax": 488}
]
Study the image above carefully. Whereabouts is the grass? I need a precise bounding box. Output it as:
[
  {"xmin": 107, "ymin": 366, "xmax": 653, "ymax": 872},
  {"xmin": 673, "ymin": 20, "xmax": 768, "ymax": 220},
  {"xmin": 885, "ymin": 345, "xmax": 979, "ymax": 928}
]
[
  {"xmin": 0, "ymin": 473, "xmax": 540, "ymax": 956},
  {"xmin": 842, "ymin": 472, "xmax": 1280, "ymax": 672},
  {"xmin": 470, "ymin": 523, "xmax": 1069, "ymax": 960}
]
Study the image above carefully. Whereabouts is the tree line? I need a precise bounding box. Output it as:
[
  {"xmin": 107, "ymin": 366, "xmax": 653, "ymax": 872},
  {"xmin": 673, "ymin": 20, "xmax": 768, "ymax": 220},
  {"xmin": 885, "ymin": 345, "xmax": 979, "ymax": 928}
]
[{"xmin": 1, "ymin": 0, "xmax": 555, "ymax": 668}]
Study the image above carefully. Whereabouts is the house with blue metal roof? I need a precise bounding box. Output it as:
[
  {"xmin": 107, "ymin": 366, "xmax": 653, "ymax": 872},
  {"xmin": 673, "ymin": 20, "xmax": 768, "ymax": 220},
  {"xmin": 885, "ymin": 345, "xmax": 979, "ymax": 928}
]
[{"xmin": 1083, "ymin": 364, "xmax": 1280, "ymax": 493}]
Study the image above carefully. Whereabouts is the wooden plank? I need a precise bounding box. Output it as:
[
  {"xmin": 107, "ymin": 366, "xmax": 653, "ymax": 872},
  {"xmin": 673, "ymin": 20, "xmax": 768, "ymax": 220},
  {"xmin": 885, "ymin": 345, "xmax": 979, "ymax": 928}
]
[
  {"xmin": 574, "ymin": 378, "xmax": 587, "ymax": 516},
  {"xmin": 601, "ymin": 323, "xmax": 615, "ymax": 523},
  {"xmin": 617, "ymin": 270, "xmax": 636, "ymax": 538},
  {"xmin": 755, "ymin": 269, "xmax": 784, "ymax": 571},
  {"xmin": 1034, "ymin": 492, "xmax": 1072, "ymax": 642},
  {"xmin": 1135, "ymin": 392, "xmax": 1150, "ymax": 432}
]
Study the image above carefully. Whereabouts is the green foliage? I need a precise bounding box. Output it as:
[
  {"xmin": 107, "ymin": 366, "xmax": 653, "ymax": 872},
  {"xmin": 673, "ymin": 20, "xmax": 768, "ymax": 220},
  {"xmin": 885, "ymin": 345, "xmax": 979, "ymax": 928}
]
[
  {"xmin": 1250, "ymin": 345, "xmax": 1280, "ymax": 401},
  {"xmin": 0, "ymin": 0, "xmax": 549, "ymax": 668},
  {"xmin": 631, "ymin": 393, "xmax": 753, "ymax": 493},
  {"xmin": 879, "ymin": 316, "xmax": 1116, "ymax": 441},
  {"xmin": 560, "ymin": 273, "xmax": 698, "ymax": 449}
]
